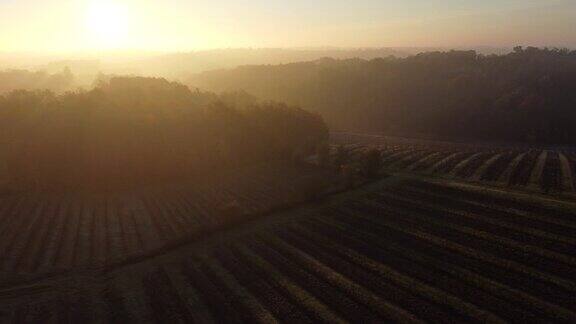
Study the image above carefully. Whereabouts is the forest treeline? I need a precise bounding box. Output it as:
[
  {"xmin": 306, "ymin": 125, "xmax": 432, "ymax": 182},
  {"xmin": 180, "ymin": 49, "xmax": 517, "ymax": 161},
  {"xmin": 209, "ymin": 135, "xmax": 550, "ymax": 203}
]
[
  {"xmin": 190, "ymin": 47, "xmax": 576, "ymax": 144},
  {"xmin": 0, "ymin": 77, "xmax": 327, "ymax": 191},
  {"xmin": 0, "ymin": 68, "xmax": 75, "ymax": 94}
]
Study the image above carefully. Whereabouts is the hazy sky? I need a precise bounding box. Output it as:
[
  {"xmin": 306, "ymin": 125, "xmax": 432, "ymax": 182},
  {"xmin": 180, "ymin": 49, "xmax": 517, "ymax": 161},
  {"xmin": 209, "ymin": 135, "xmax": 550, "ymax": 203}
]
[{"xmin": 1, "ymin": 0, "xmax": 575, "ymax": 53}]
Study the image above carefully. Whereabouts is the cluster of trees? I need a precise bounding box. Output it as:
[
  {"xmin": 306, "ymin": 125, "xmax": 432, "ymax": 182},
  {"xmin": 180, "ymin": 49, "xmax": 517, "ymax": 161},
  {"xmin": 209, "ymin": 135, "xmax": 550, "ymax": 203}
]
[
  {"xmin": 191, "ymin": 47, "xmax": 576, "ymax": 144},
  {"xmin": 0, "ymin": 68, "xmax": 74, "ymax": 94},
  {"xmin": 0, "ymin": 77, "xmax": 327, "ymax": 191}
]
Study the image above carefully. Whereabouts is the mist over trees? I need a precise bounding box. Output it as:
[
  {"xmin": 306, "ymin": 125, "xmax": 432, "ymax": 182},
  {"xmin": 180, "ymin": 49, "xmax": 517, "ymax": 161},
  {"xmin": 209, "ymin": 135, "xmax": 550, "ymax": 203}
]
[
  {"xmin": 0, "ymin": 77, "xmax": 327, "ymax": 191},
  {"xmin": 0, "ymin": 68, "xmax": 74, "ymax": 94},
  {"xmin": 1, "ymin": 47, "xmax": 511, "ymax": 81},
  {"xmin": 137, "ymin": 48, "xmax": 453, "ymax": 78},
  {"xmin": 190, "ymin": 47, "xmax": 576, "ymax": 144}
]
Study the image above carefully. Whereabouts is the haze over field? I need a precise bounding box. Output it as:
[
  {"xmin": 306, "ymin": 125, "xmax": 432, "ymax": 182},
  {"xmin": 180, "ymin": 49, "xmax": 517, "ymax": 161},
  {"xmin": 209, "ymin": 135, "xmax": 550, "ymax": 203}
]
[
  {"xmin": 2, "ymin": 0, "xmax": 576, "ymax": 145},
  {"xmin": 1, "ymin": 0, "xmax": 575, "ymax": 53},
  {"xmin": 2, "ymin": 1, "xmax": 576, "ymax": 323},
  {"xmin": 0, "ymin": 0, "xmax": 574, "ymax": 80}
]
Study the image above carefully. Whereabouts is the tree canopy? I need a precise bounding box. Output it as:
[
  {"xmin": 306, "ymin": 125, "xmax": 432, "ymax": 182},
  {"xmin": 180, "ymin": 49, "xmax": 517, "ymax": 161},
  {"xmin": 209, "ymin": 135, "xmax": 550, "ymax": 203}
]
[
  {"xmin": 0, "ymin": 77, "xmax": 327, "ymax": 191},
  {"xmin": 0, "ymin": 68, "xmax": 74, "ymax": 94},
  {"xmin": 190, "ymin": 47, "xmax": 576, "ymax": 144}
]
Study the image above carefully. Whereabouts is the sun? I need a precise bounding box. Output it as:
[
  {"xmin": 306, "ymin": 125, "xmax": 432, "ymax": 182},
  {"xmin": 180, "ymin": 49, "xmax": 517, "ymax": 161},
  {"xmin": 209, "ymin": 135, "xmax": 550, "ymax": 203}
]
[{"xmin": 85, "ymin": 1, "xmax": 130, "ymax": 48}]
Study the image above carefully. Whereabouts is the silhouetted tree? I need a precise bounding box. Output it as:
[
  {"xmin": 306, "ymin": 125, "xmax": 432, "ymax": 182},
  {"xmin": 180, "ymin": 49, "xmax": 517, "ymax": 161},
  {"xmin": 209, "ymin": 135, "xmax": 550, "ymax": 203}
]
[
  {"xmin": 316, "ymin": 142, "xmax": 330, "ymax": 168},
  {"xmin": 360, "ymin": 149, "xmax": 382, "ymax": 179},
  {"xmin": 333, "ymin": 144, "xmax": 349, "ymax": 170}
]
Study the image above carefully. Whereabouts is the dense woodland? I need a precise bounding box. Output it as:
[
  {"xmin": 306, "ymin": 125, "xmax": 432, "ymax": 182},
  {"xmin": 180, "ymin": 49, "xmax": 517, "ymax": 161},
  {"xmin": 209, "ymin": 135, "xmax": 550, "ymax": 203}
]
[
  {"xmin": 191, "ymin": 47, "xmax": 576, "ymax": 144},
  {"xmin": 0, "ymin": 77, "xmax": 327, "ymax": 190}
]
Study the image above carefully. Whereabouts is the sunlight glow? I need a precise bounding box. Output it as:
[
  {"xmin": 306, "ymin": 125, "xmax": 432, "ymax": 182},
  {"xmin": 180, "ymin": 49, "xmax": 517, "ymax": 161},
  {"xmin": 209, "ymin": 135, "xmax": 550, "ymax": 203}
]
[
  {"xmin": 85, "ymin": 1, "xmax": 130, "ymax": 49},
  {"xmin": 0, "ymin": 0, "xmax": 574, "ymax": 53}
]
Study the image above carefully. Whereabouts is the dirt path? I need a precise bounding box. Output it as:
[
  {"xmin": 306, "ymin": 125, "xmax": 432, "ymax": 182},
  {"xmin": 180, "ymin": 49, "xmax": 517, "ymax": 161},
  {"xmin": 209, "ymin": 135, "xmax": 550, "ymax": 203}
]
[
  {"xmin": 498, "ymin": 152, "xmax": 526, "ymax": 184},
  {"xmin": 471, "ymin": 153, "xmax": 502, "ymax": 181},
  {"xmin": 448, "ymin": 152, "xmax": 483, "ymax": 178},
  {"xmin": 559, "ymin": 153, "xmax": 575, "ymax": 192},
  {"xmin": 528, "ymin": 151, "xmax": 548, "ymax": 190}
]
